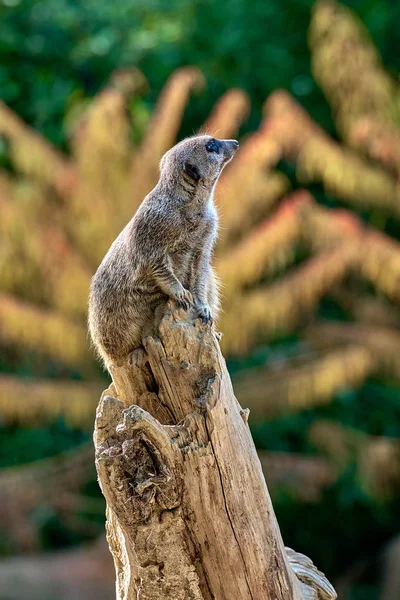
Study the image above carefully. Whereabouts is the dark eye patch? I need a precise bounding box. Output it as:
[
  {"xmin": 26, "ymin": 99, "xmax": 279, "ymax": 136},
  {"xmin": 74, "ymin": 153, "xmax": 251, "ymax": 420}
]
[
  {"xmin": 206, "ymin": 139, "xmax": 220, "ymax": 153},
  {"xmin": 184, "ymin": 162, "xmax": 200, "ymax": 181}
]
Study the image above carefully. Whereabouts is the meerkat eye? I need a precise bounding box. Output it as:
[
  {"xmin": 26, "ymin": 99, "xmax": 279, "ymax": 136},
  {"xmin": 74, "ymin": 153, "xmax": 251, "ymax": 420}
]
[{"xmin": 206, "ymin": 139, "xmax": 219, "ymax": 153}]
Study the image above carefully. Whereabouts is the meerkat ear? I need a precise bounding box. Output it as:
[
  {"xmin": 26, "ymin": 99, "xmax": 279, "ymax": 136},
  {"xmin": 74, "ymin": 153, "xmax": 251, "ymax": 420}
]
[{"xmin": 183, "ymin": 162, "xmax": 200, "ymax": 181}]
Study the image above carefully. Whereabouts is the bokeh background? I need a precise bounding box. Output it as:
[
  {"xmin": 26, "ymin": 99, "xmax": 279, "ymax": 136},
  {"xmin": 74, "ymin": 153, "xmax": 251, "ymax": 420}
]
[{"xmin": 1, "ymin": 0, "xmax": 400, "ymax": 598}]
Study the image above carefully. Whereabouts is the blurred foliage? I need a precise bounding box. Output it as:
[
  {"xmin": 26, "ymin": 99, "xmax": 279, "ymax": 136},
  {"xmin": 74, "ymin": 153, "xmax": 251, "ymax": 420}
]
[
  {"xmin": 1, "ymin": 0, "xmax": 400, "ymax": 598},
  {"xmin": 1, "ymin": 0, "xmax": 399, "ymax": 148}
]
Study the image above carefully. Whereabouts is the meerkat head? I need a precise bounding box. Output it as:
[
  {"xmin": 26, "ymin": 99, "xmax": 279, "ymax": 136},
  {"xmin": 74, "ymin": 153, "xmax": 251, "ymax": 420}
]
[{"xmin": 159, "ymin": 135, "xmax": 239, "ymax": 189}]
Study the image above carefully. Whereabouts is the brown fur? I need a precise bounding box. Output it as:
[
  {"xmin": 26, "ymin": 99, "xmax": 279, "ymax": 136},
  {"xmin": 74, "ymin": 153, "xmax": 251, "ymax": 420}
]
[{"xmin": 88, "ymin": 135, "xmax": 238, "ymax": 369}]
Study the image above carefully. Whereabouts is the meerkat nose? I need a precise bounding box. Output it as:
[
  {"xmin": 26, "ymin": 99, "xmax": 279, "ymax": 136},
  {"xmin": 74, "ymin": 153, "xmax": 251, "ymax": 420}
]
[
  {"xmin": 225, "ymin": 139, "xmax": 239, "ymax": 152},
  {"xmin": 223, "ymin": 139, "xmax": 239, "ymax": 159}
]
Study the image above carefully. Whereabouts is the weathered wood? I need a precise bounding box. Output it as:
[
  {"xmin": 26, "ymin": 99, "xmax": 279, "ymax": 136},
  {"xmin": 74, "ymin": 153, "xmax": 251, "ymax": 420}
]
[{"xmin": 94, "ymin": 303, "xmax": 336, "ymax": 600}]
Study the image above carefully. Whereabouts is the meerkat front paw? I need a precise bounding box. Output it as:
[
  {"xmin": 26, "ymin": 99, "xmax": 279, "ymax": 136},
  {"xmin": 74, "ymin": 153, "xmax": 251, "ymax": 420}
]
[
  {"xmin": 175, "ymin": 287, "xmax": 193, "ymax": 311},
  {"xmin": 196, "ymin": 304, "xmax": 213, "ymax": 324}
]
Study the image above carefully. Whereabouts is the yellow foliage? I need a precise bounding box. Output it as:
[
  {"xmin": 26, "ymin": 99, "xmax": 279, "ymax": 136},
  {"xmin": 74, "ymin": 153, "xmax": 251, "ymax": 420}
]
[
  {"xmin": 297, "ymin": 139, "xmax": 400, "ymax": 215},
  {"xmin": 69, "ymin": 86, "xmax": 137, "ymax": 264},
  {"xmin": 0, "ymin": 177, "xmax": 91, "ymax": 316},
  {"xmin": 221, "ymin": 244, "xmax": 356, "ymax": 355},
  {"xmin": 0, "ymin": 294, "xmax": 91, "ymax": 370},
  {"xmin": 217, "ymin": 171, "xmax": 289, "ymax": 249},
  {"xmin": 309, "ymin": 0, "xmax": 400, "ymax": 141},
  {"xmin": 2, "ymin": 4, "xmax": 400, "ymax": 428},
  {"xmin": 201, "ymin": 88, "xmax": 251, "ymax": 139},
  {"xmin": 65, "ymin": 70, "xmax": 149, "ymax": 264},
  {"xmin": 303, "ymin": 203, "xmax": 400, "ymax": 304},
  {"xmin": 216, "ymin": 192, "xmax": 310, "ymax": 295},
  {"xmin": 310, "ymin": 0, "xmax": 400, "ymax": 173},
  {"xmin": 305, "ymin": 321, "xmax": 400, "ymax": 381},
  {"xmin": 309, "ymin": 420, "xmax": 400, "ymax": 500},
  {"xmin": 0, "ymin": 100, "xmax": 75, "ymax": 193},
  {"xmin": 264, "ymin": 90, "xmax": 400, "ymax": 216},
  {"xmin": 216, "ymin": 120, "xmax": 289, "ymax": 247},
  {"xmin": 0, "ymin": 376, "xmax": 101, "ymax": 428},
  {"xmin": 234, "ymin": 345, "xmax": 372, "ymax": 417}
]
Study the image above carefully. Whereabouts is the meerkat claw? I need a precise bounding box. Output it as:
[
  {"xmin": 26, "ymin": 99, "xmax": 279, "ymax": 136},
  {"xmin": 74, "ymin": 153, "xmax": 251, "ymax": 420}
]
[
  {"xmin": 178, "ymin": 299, "xmax": 190, "ymax": 311},
  {"xmin": 176, "ymin": 288, "xmax": 193, "ymax": 311},
  {"xmin": 197, "ymin": 305, "xmax": 213, "ymax": 324},
  {"xmin": 201, "ymin": 315, "xmax": 213, "ymax": 324}
]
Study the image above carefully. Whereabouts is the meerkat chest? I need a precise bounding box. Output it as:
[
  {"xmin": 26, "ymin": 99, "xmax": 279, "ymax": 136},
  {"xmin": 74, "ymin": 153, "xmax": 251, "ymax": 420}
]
[
  {"xmin": 173, "ymin": 209, "xmax": 214, "ymax": 247},
  {"xmin": 169, "ymin": 232, "xmax": 201, "ymax": 257},
  {"xmin": 168, "ymin": 220, "xmax": 203, "ymax": 270}
]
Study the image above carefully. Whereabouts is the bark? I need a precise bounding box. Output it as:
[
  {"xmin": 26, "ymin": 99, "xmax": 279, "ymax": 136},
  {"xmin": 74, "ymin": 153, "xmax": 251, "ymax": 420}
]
[{"xmin": 94, "ymin": 303, "xmax": 337, "ymax": 600}]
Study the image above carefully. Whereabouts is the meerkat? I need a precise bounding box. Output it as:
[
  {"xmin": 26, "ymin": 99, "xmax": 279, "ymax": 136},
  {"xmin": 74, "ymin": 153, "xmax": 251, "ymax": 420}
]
[{"xmin": 88, "ymin": 134, "xmax": 239, "ymax": 370}]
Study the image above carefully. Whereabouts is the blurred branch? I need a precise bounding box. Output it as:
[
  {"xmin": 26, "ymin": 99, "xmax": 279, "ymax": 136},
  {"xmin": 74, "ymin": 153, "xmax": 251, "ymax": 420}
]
[
  {"xmin": 234, "ymin": 345, "xmax": 372, "ymax": 417},
  {"xmin": 0, "ymin": 100, "xmax": 76, "ymax": 194},
  {"xmin": 216, "ymin": 191, "xmax": 310, "ymax": 296},
  {"xmin": 218, "ymin": 170, "xmax": 289, "ymax": 249},
  {"xmin": 221, "ymin": 244, "xmax": 355, "ymax": 355},
  {"xmin": 0, "ymin": 444, "xmax": 99, "ymax": 553},
  {"xmin": 0, "ymin": 294, "xmax": 92, "ymax": 370},
  {"xmin": 201, "ymin": 88, "xmax": 251, "ymax": 138},
  {"xmin": 259, "ymin": 451, "xmax": 336, "ymax": 502},
  {"xmin": 309, "ymin": 0, "xmax": 400, "ymax": 171},
  {"xmin": 330, "ymin": 287, "xmax": 400, "ymax": 329},
  {"xmin": 346, "ymin": 119, "xmax": 400, "ymax": 177},
  {"xmin": 216, "ymin": 120, "xmax": 289, "ymax": 248},
  {"xmin": 264, "ymin": 91, "xmax": 400, "ymax": 216},
  {"xmin": 305, "ymin": 321, "xmax": 400, "ymax": 380},
  {"xmin": 309, "ymin": 420, "xmax": 400, "ymax": 500},
  {"xmin": 0, "ymin": 178, "xmax": 91, "ymax": 317},
  {"xmin": 0, "ymin": 375, "xmax": 101, "ymax": 428},
  {"xmin": 303, "ymin": 201, "xmax": 400, "ymax": 304},
  {"xmin": 0, "ymin": 444, "xmax": 94, "ymax": 495}
]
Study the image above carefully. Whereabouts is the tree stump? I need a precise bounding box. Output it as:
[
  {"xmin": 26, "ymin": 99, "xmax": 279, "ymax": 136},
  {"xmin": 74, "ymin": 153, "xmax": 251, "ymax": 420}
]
[{"xmin": 94, "ymin": 304, "xmax": 337, "ymax": 600}]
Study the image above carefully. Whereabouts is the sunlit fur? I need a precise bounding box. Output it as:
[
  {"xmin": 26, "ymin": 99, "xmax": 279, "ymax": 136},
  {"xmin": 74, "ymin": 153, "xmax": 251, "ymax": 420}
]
[{"xmin": 88, "ymin": 134, "xmax": 238, "ymax": 369}]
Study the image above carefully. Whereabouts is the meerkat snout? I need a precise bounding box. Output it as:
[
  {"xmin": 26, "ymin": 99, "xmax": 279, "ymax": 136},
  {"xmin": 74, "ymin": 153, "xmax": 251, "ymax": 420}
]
[
  {"xmin": 206, "ymin": 138, "xmax": 239, "ymax": 158},
  {"xmin": 223, "ymin": 139, "xmax": 239, "ymax": 153},
  {"xmin": 216, "ymin": 138, "xmax": 239, "ymax": 165},
  {"xmin": 88, "ymin": 134, "xmax": 239, "ymax": 371}
]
